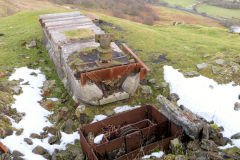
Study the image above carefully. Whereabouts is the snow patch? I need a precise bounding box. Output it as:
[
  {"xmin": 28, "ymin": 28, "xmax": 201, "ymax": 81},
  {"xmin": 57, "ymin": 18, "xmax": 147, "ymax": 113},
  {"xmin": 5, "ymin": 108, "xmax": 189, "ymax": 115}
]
[
  {"xmin": 142, "ymin": 151, "xmax": 164, "ymax": 159},
  {"xmin": 0, "ymin": 67, "xmax": 79, "ymax": 160},
  {"xmin": 114, "ymin": 105, "xmax": 140, "ymax": 114},
  {"xmin": 91, "ymin": 114, "xmax": 107, "ymax": 123},
  {"xmin": 94, "ymin": 134, "xmax": 104, "ymax": 144},
  {"xmin": 164, "ymin": 65, "xmax": 240, "ymax": 148}
]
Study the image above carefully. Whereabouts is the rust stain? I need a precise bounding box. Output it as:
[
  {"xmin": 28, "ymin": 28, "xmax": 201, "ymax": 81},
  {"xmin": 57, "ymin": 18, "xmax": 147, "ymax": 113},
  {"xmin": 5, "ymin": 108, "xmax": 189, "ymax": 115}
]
[{"xmin": 183, "ymin": 112, "xmax": 195, "ymax": 122}]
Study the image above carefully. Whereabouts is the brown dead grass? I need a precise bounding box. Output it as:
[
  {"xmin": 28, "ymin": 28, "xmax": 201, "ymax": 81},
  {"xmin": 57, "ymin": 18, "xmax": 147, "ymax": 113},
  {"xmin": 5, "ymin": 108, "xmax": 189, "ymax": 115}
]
[{"xmin": 153, "ymin": 6, "xmax": 223, "ymax": 27}]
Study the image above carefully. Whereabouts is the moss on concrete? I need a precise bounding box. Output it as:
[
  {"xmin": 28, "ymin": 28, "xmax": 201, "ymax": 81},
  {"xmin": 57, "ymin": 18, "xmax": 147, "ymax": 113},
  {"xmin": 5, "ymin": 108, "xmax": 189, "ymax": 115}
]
[{"xmin": 62, "ymin": 28, "xmax": 95, "ymax": 41}]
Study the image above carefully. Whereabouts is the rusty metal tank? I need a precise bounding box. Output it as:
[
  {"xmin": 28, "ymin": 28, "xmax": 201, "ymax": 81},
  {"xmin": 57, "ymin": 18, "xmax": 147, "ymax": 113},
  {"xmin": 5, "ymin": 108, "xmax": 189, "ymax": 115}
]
[{"xmin": 39, "ymin": 12, "xmax": 149, "ymax": 105}]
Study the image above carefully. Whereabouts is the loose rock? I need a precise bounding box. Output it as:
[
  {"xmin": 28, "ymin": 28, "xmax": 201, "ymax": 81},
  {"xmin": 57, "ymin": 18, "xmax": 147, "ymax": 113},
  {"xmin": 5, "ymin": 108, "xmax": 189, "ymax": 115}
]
[
  {"xmin": 185, "ymin": 72, "xmax": 199, "ymax": 76},
  {"xmin": 26, "ymin": 41, "xmax": 37, "ymax": 48},
  {"xmin": 196, "ymin": 63, "xmax": 209, "ymax": 70},
  {"xmin": 234, "ymin": 102, "xmax": 240, "ymax": 111},
  {"xmin": 215, "ymin": 59, "xmax": 227, "ymax": 66},
  {"xmin": 24, "ymin": 138, "xmax": 33, "ymax": 145},
  {"xmin": 63, "ymin": 119, "xmax": 74, "ymax": 134},
  {"xmin": 201, "ymin": 139, "xmax": 218, "ymax": 152},
  {"xmin": 75, "ymin": 105, "xmax": 86, "ymax": 118},
  {"xmin": 32, "ymin": 145, "xmax": 48, "ymax": 155},
  {"xmin": 159, "ymin": 82, "xmax": 168, "ymax": 88},
  {"xmin": 12, "ymin": 150, "xmax": 24, "ymax": 158},
  {"xmin": 231, "ymin": 132, "xmax": 240, "ymax": 139},
  {"xmin": 168, "ymin": 93, "xmax": 180, "ymax": 102},
  {"xmin": 141, "ymin": 85, "xmax": 152, "ymax": 95},
  {"xmin": 148, "ymin": 78, "xmax": 156, "ymax": 84}
]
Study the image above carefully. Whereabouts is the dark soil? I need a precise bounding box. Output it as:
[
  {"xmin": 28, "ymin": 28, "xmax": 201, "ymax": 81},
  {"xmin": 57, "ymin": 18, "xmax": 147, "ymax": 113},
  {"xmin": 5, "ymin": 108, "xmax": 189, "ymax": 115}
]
[
  {"xmin": 0, "ymin": 33, "xmax": 4, "ymax": 36},
  {"xmin": 150, "ymin": 54, "xmax": 169, "ymax": 64}
]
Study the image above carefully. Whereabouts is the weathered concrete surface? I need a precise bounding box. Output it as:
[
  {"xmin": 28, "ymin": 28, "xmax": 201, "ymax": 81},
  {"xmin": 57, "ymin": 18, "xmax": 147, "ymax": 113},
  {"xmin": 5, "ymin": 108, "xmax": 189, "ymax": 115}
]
[
  {"xmin": 39, "ymin": 12, "xmax": 142, "ymax": 105},
  {"xmin": 156, "ymin": 94, "xmax": 205, "ymax": 139}
]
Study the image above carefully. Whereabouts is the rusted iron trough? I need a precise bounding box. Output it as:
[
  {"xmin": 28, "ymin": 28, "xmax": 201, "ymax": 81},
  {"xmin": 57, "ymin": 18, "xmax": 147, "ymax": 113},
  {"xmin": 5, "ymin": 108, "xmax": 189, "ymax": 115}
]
[{"xmin": 79, "ymin": 105, "xmax": 182, "ymax": 160}]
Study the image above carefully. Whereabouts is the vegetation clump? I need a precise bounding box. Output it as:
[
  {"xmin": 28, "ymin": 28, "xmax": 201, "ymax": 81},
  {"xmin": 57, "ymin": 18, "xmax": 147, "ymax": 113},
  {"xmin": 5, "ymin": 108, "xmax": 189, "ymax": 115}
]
[{"xmin": 61, "ymin": 28, "xmax": 95, "ymax": 41}]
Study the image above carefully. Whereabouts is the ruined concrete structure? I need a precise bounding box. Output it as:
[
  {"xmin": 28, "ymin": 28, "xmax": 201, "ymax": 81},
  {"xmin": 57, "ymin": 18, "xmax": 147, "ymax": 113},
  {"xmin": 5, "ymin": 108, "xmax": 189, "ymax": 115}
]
[{"xmin": 39, "ymin": 12, "xmax": 149, "ymax": 105}]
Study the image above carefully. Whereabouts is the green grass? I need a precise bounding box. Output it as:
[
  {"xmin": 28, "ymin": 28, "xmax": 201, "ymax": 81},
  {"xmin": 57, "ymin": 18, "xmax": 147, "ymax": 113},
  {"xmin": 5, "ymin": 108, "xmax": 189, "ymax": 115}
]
[
  {"xmin": 197, "ymin": 4, "xmax": 240, "ymax": 19},
  {"xmin": 96, "ymin": 14, "xmax": 240, "ymax": 84},
  {"xmin": 162, "ymin": 0, "xmax": 204, "ymax": 9},
  {"xmin": 0, "ymin": 9, "xmax": 240, "ymax": 116}
]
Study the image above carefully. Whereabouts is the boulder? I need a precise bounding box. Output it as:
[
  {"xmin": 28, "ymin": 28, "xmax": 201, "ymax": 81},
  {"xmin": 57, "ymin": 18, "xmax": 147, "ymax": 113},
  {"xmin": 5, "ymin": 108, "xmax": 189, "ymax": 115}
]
[
  {"xmin": 156, "ymin": 94, "xmax": 205, "ymax": 139},
  {"xmin": 122, "ymin": 73, "xmax": 140, "ymax": 96},
  {"xmin": 82, "ymin": 83, "xmax": 103, "ymax": 103},
  {"xmin": 196, "ymin": 63, "xmax": 209, "ymax": 70}
]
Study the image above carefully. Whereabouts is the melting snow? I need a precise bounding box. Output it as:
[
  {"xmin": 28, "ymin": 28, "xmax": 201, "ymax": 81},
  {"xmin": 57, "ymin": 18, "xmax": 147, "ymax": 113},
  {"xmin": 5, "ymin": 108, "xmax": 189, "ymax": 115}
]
[
  {"xmin": 94, "ymin": 134, "xmax": 104, "ymax": 144},
  {"xmin": 142, "ymin": 151, "xmax": 164, "ymax": 159},
  {"xmin": 114, "ymin": 105, "xmax": 140, "ymax": 113},
  {"xmin": 1, "ymin": 67, "xmax": 79, "ymax": 160},
  {"xmin": 164, "ymin": 65, "xmax": 240, "ymax": 148},
  {"xmin": 91, "ymin": 114, "xmax": 107, "ymax": 123}
]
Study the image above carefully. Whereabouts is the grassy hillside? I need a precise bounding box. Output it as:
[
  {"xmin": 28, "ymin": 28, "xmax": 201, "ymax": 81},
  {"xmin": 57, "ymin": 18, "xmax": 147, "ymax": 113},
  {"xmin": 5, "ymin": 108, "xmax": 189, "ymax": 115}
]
[
  {"xmin": 197, "ymin": 4, "xmax": 240, "ymax": 19},
  {"xmin": 0, "ymin": 10, "xmax": 240, "ymax": 108}
]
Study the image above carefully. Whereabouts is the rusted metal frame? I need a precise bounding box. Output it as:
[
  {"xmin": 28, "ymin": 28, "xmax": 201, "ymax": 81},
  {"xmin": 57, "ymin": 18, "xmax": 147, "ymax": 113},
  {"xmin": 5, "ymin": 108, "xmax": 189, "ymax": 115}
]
[
  {"xmin": 83, "ymin": 105, "xmax": 147, "ymax": 135},
  {"xmin": 80, "ymin": 63, "xmax": 140, "ymax": 85},
  {"xmin": 116, "ymin": 136, "xmax": 175, "ymax": 160},
  {"xmin": 79, "ymin": 105, "xmax": 182, "ymax": 160},
  {"xmin": 79, "ymin": 130, "xmax": 98, "ymax": 160},
  {"xmin": 95, "ymin": 136, "xmax": 125, "ymax": 156},
  {"xmin": 0, "ymin": 142, "xmax": 8, "ymax": 153},
  {"xmin": 125, "ymin": 131, "xmax": 142, "ymax": 153},
  {"xmin": 122, "ymin": 44, "xmax": 150, "ymax": 73}
]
